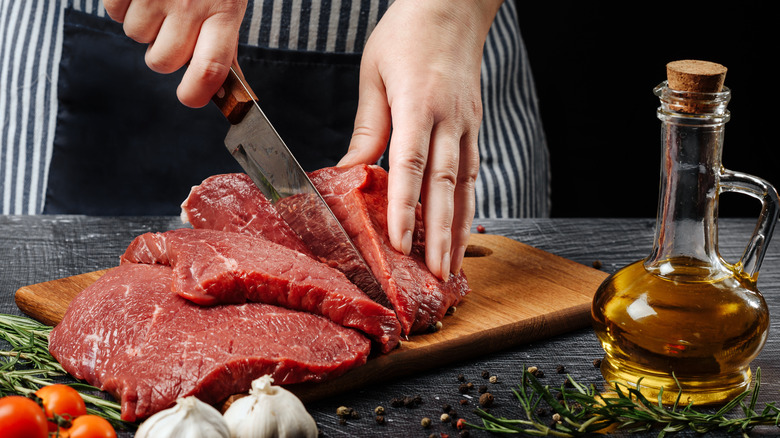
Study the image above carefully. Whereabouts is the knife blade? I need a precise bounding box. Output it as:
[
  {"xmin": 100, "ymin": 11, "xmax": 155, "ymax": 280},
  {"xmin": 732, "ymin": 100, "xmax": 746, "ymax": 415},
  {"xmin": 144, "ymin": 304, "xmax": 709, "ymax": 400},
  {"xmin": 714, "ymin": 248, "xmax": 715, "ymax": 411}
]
[{"xmin": 211, "ymin": 62, "xmax": 387, "ymax": 306}]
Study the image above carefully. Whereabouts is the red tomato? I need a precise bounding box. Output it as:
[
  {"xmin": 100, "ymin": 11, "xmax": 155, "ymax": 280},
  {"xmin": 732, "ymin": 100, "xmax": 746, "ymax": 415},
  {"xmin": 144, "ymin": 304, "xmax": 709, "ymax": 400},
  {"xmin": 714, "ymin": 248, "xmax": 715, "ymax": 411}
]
[
  {"xmin": 35, "ymin": 384, "xmax": 88, "ymax": 430},
  {"xmin": 0, "ymin": 395, "xmax": 48, "ymax": 438},
  {"xmin": 66, "ymin": 414, "xmax": 117, "ymax": 438}
]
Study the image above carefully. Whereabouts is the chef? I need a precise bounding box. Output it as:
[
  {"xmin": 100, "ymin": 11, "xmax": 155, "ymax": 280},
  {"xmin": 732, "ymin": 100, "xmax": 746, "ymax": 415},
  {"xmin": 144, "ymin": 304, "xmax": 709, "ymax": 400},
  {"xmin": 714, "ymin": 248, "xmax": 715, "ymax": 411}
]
[{"xmin": 1, "ymin": 0, "xmax": 549, "ymax": 279}]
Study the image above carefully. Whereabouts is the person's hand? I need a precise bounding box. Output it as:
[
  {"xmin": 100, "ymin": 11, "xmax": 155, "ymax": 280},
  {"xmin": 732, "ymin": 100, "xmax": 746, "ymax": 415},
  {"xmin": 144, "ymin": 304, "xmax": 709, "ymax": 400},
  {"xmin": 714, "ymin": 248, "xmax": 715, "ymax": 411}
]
[
  {"xmin": 338, "ymin": 0, "xmax": 502, "ymax": 279},
  {"xmin": 103, "ymin": 0, "xmax": 248, "ymax": 108}
]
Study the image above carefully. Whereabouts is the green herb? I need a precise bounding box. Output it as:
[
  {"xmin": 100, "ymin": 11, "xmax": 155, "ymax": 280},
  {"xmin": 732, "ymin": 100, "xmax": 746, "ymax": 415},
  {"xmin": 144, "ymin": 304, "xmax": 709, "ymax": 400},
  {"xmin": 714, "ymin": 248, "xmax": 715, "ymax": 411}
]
[
  {"xmin": 467, "ymin": 366, "xmax": 780, "ymax": 437},
  {"xmin": 0, "ymin": 313, "xmax": 132, "ymax": 429}
]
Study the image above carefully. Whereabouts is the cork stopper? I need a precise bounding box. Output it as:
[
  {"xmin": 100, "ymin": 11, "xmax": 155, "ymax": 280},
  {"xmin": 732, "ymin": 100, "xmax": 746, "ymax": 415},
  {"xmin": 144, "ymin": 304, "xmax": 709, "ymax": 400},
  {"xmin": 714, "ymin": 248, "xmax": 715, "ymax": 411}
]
[{"xmin": 666, "ymin": 60, "xmax": 727, "ymax": 93}]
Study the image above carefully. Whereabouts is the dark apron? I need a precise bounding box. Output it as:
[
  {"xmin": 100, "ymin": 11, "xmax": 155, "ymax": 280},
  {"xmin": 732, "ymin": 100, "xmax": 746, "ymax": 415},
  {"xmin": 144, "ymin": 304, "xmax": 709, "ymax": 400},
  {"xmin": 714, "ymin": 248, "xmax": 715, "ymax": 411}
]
[{"xmin": 44, "ymin": 8, "xmax": 361, "ymax": 215}]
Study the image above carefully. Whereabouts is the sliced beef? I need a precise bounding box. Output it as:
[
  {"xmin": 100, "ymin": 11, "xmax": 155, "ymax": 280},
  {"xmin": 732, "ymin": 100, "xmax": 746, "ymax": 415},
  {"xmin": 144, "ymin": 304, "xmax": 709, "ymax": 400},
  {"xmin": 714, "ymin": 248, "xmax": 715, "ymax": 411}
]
[
  {"xmin": 180, "ymin": 173, "xmax": 312, "ymax": 256},
  {"xmin": 120, "ymin": 228, "xmax": 401, "ymax": 352},
  {"xmin": 181, "ymin": 173, "xmax": 385, "ymax": 302},
  {"xmin": 309, "ymin": 164, "xmax": 471, "ymax": 335},
  {"xmin": 48, "ymin": 263, "xmax": 370, "ymax": 422}
]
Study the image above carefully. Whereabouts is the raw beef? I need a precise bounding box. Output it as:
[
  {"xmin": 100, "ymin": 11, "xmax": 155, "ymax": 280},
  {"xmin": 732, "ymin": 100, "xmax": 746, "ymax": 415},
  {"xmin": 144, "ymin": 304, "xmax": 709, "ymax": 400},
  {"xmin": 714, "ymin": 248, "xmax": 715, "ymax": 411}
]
[
  {"xmin": 120, "ymin": 228, "xmax": 401, "ymax": 352},
  {"xmin": 48, "ymin": 263, "xmax": 370, "ymax": 422},
  {"xmin": 180, "ymin": 173, "xmax": 312, "ymax": 256},
  {"xmin": 309, "ymin": 165, "xmax": 471, "ymax": 335},
  {"xmin": 181, "ymin": 173, "xmax": 386, "ymax": 303}
]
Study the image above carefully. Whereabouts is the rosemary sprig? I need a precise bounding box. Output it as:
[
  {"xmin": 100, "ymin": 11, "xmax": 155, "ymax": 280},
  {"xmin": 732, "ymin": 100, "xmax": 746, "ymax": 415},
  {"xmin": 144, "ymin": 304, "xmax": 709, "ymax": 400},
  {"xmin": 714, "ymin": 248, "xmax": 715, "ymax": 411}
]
[
  {"xmin": 468, "ymin": 367, "xmax": 780, "ymax": 437},
  {"xmin": 0, "ymin": 313, "xmax": 131, "ymax": 429}
]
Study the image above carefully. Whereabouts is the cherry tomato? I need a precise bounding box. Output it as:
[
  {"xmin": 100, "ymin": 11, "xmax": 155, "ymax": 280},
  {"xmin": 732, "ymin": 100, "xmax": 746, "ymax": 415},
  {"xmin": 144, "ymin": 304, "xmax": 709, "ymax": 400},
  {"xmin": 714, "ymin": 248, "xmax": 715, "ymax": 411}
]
[
  {"xmin": 0, "ymin": 395, "xmax": 48, "ymax": 438},
  {"xmin": 66, "ymin": 414, "xmax": 117, "ymax": 438},
  {"xmin": 35, "ymin": 384, "xmax": 88, "ymax": 430}
]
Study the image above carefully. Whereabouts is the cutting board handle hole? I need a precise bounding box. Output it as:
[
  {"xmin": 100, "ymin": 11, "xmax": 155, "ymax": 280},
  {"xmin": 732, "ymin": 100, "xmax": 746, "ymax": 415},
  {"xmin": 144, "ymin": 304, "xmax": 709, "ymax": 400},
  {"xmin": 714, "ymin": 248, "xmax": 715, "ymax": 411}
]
[{"xmin": 465, "ymin": 245, "xmax": 493, "ymax": 257}]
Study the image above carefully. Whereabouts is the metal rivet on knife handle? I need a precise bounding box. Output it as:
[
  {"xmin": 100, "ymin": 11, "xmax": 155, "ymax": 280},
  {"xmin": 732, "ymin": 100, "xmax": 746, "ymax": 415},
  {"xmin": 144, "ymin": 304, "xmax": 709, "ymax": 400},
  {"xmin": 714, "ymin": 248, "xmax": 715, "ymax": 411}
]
[{"xmin": 212, "ymin": 61, "xmax": 258, "ymax": 125}]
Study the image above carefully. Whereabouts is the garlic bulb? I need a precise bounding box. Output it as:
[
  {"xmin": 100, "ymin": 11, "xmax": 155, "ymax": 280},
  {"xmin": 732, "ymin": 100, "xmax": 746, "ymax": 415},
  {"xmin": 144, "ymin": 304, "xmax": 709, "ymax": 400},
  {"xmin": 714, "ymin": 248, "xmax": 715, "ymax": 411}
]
[
  {"xmin": 223, "ymin": 375, "xmax": 318, "ymax": 438},
  {"xmin": 135, "ymin": 396, "xmax": 231, "ymax": 438}
]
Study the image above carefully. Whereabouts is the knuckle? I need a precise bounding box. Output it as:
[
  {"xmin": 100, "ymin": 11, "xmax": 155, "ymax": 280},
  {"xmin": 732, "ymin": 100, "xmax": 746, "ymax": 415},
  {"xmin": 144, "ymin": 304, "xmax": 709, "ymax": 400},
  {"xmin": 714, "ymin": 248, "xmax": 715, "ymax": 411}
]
[{"xmin": 190, "ymin": 58, "xmax": 231, "ymax": 87}]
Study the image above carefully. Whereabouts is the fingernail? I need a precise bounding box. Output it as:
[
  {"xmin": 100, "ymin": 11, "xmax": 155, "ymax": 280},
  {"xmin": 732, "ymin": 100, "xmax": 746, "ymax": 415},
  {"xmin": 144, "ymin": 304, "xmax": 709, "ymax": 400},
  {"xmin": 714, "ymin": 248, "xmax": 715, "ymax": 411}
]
[
  {"xmin": 440, "ymin": 252, "xmax": 451, "ymax": 281},
  {"xmin": 450, "ymin": 246, "xmax": 465, "ymax": 275},
  {"xmin": 401, "ymin": 230, "xmax": 413, "ymax": 256}
]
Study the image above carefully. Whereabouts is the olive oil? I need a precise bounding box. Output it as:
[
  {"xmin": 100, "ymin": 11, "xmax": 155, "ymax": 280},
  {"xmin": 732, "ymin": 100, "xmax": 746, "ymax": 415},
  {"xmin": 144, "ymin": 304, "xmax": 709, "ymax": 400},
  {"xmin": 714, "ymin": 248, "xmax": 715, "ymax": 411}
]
[
  {"xmin": 591, "ymin": 61, "xmax": 779, "ymax": 405},
  {"xmin": 592, "ymin": 258, "xmax": 769, "ymax": 404}
]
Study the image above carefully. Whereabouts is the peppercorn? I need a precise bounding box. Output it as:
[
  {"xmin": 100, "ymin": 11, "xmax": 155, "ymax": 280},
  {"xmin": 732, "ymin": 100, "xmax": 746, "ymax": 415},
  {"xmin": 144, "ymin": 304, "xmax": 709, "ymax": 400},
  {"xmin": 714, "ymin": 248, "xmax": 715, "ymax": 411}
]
[
  {"xmin": 476, "ymin": 224, "xmax": 486, "ymax": 233},
  {"xmin": 481, "ymin": 370, "xmax": 490, "ymax": 379},
  {"xmin": 457, "ymin": 373, "xmax": 466, "ymax": 382},
  {"xmin": 527, "ymin": 366, "xmax": 538, "ymax": 374},
  {"xmin": 479, "ymin": 392, "xmax": 494, "ymax": 407},
  {"xmin": 488, "ymin": 375, "xmax": 498, "ymax": 384},
  {"xmin": 441, "ymin": 413, "xmax": 451, "ymax": 423},
  {"xmin": 478, "ymin": 385, "xmax": 487, "ymax": 394},
  {"xmin": 593, "ymin": 358, "xmax": 602, "ymax": 368},
  {"xmin": 556, "ymin": 365, "xmax": 566, "ymax": 374},
  {"xmin": 552, "ymin": 413, "xmax": 561, "ymax": 422},
  {"xmin": 592, "ymin": 260, "xmax": 603, "ymax": 269},
  {"xmin": 535, "ymin": 407, "xmax": 549, "ymax": 417},
  {"xmin": 534, "ymin": 369, "xmax": 545, "ymax": 378},
  {"xmin": 456, "ymin": 418, "xmax": 467, "ymax": 430},
  {"xmin": 459, "ymin": 399, "xmax": 469, "ymax": 405},
  {"xmin": 374, "ymin": 406, "xmax": 385, "ymax": 415},
  {"xmin": 421, "ymin": 417, "xmax": 432, "ymax": 428},
  {"xmin": 413, "ymin": 394, "xmax": 423, "ymax": 405},
  {"xmin": 458, "ymin": 383, "xmax": 470, "ymax": 393},
  {"xmin": 446, "ymin": 306, "xmax": 457, "ymax": 315},
  {"xmin": 564, "ymin": 378, "xmax": 573, "ymax": 388},
  {"xmin": 375, "ymin": 415, "xmax": 385, "ymax": 425},
  {"xmin": 336, "ymin": 406, "xmax": 351, "ymax": 417}
]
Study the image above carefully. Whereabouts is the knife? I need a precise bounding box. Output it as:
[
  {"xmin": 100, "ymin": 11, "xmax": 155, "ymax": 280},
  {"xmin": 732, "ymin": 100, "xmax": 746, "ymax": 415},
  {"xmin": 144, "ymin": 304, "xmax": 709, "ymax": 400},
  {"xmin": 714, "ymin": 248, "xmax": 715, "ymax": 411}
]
[{"xmin": 211, "ymin": 62, "xmax": 387, "ymax": 306}]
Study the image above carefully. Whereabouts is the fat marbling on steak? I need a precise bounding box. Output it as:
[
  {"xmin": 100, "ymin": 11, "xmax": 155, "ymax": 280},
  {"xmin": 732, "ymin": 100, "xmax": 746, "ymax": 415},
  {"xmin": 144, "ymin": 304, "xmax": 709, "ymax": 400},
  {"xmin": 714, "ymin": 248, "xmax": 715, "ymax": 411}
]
[
  {"xmin": 48, "ymin": 263, "xmax": 370, "ymax": 422},
  {"xmin": 120, "ymin": 228, "xmax": 401, "ymax": 352}
]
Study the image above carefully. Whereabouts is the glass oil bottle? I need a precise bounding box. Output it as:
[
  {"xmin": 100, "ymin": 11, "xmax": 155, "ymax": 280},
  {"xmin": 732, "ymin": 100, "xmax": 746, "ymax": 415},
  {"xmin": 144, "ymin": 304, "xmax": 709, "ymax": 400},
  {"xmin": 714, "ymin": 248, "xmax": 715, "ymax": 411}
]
[{"xmin": 591, "ymin": 60, "xmax": 780, "ymax": 405}]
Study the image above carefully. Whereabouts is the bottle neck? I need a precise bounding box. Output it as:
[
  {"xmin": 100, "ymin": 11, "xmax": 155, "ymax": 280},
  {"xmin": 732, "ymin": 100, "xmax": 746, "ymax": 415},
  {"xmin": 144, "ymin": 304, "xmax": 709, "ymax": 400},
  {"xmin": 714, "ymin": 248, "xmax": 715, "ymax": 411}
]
[{"xmin": 645, "ymin": 83, "xmax": 731, "ymax": 279}]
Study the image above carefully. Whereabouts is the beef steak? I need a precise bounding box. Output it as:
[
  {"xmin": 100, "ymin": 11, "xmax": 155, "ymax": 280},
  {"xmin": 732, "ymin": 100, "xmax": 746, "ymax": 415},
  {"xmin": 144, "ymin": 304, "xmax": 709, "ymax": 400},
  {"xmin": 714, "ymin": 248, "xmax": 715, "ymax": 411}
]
[
  {"xmin": 48, "ymin": 263, "xmax": 370, "ymax": 422},
  {"xmin": 120, "ymin": 228, "xmax": 401, "ymax": 352},
  {"xmin": 309, "ymin": 165, "xmax": 471, "ymax": 335},
  {"xmin": 180, "ymin": 173, "xmax": 312, "ymax": 256}
]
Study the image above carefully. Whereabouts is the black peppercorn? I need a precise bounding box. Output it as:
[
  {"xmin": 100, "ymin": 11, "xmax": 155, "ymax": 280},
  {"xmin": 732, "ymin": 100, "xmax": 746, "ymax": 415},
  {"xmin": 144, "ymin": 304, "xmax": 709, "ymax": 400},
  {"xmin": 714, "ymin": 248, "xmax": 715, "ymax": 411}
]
[
  {"xmin": 457, "ymin": 373, "xmax": 466, "ymax": 382},
  {"xmin": 556, "ymin": 365, "xmax": 566, "ymax": 374},
  {"xmin": 593, "ymin": 358, "xmax": 602, "ymax": 368},
  {"xmin": 478, "ymin": 384, "xmax": 487, "ymax": 394},
  {"xmin": 481, "ymin": 370, "xmax": 490, "ymax": 379},
  {"xmin": 479, "ymin": 392, "xmax": 494, "ymax": 407},
  {"xmin": 458, "ymin": 383, "xmax": 470, "ymax": 393}
]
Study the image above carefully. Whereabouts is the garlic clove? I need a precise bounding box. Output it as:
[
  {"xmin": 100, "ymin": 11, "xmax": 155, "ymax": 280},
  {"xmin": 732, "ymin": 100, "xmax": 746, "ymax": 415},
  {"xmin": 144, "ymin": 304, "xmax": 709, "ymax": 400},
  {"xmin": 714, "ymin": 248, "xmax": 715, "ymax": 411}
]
[
  {"xmin": 136, "ymin": 396, "xmax": 231, "ymax": 438},
  {"xmin": 224, "ymin": 375, "xmax": 318, "ymax": 438}
]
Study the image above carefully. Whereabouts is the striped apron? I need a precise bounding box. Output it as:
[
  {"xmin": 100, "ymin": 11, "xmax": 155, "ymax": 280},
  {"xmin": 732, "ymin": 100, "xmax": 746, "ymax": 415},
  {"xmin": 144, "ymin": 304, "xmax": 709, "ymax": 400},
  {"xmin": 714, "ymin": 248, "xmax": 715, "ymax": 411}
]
[{"xmin": 0, "ymin": 0, "xmax": 549, "ymax": 218}]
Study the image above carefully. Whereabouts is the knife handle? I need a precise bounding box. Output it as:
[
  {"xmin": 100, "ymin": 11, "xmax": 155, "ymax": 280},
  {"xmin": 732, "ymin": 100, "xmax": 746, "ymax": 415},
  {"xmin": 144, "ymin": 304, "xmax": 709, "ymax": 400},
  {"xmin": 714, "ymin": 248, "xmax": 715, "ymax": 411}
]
[{"xmin": 212, "ymin": 61, "xmax": 259, "ymax": 125}]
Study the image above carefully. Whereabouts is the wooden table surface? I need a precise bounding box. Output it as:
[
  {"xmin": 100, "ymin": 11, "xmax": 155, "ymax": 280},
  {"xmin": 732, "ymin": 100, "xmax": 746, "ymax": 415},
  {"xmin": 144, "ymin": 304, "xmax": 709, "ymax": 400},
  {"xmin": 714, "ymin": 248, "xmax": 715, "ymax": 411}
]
[{"xmin": 2, "ymin": 215, "xmax": 779, "ymax": 437}]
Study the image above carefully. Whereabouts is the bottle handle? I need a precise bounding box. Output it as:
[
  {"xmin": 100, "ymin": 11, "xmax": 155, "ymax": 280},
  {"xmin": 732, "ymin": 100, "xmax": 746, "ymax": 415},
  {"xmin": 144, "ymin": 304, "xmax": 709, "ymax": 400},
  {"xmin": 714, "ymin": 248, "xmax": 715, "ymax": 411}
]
[{"xmin": 719, "ymin": 169, "xmax": 780, "ymax": 280}]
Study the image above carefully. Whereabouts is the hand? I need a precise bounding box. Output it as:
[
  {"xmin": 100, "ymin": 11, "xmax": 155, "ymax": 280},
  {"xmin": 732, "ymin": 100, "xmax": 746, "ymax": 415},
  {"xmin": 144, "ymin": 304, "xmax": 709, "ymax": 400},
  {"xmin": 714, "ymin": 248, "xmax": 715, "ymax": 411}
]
[
  {"xmin": 338, "ymin": 0, "xmax": 502, "ymax": 279},
  {"xmin": 103, "ymin": 0, "xmax": 248, "ymax": 108}
]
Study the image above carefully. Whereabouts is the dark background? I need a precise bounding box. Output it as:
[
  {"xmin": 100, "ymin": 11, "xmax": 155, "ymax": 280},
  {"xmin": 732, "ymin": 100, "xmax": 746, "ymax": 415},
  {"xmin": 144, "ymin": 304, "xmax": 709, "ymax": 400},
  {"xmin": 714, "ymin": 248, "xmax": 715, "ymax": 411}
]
[{"xmin": 517, "ymin": 2, "xmax": 777, "ymax": 218}]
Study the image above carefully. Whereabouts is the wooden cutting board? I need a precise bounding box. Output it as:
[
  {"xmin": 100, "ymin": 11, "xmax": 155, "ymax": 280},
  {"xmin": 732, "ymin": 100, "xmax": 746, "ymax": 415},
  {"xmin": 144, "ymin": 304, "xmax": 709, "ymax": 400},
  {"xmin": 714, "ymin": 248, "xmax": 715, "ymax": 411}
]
[{"xmin": 15, "ymin": 233, "xmax": 608, "ymax": 403}]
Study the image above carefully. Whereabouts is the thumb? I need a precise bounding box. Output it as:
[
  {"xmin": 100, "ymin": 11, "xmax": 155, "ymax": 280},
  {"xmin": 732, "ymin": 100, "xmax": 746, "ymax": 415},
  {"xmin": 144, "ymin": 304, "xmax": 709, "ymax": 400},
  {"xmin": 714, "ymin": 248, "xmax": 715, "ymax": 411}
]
[{"xmin": 339, "ymin": 75, "xmax": 392, "ymax": 166}]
